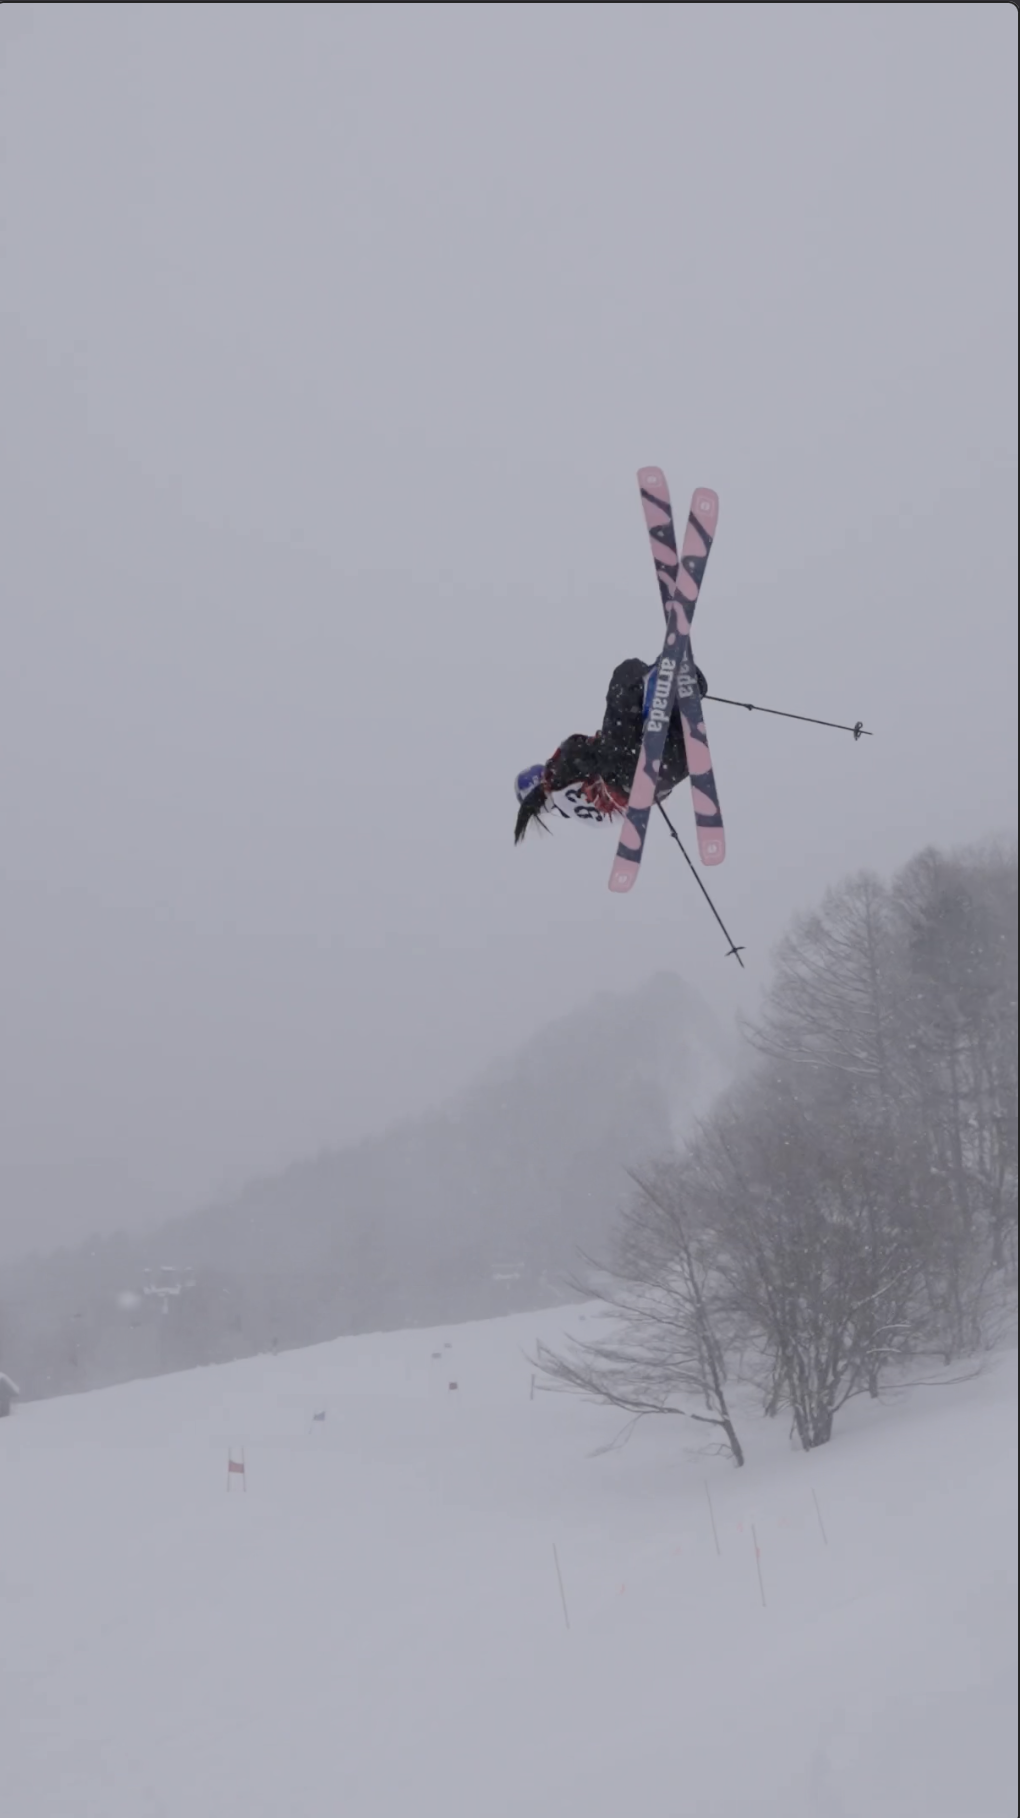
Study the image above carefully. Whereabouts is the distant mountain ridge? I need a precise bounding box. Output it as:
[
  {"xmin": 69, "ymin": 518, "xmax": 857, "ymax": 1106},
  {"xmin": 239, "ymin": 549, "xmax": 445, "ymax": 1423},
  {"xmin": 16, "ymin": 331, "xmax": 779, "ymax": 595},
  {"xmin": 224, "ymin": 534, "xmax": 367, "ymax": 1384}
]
[
  {"xmin": 0, "ymin": 972, "xmax": 733, "ymax": 1399},
  {"xmin": 163, "ymin": 969, "xmax": 733, "ymax": 1298}
]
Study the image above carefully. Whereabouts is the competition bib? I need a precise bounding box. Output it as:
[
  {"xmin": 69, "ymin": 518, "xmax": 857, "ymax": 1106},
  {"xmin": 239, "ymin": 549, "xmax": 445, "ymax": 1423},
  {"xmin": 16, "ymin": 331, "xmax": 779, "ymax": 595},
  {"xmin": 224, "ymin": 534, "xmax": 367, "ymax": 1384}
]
[{"xmin": 549, "ymin": 786, "xmax": 616, "ymax": 826}]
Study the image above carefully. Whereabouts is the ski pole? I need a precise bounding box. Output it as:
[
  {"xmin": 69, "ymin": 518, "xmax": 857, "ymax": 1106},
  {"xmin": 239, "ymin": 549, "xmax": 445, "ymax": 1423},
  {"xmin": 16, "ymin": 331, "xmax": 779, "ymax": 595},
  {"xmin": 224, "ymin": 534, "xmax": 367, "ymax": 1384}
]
[
  {"xmin": 655, "ymin": 802, "xmax": 745, "ymax": 967},
  {"xmin": 705, "ymin": 695, "xmax": 872, "ymax": 739}
]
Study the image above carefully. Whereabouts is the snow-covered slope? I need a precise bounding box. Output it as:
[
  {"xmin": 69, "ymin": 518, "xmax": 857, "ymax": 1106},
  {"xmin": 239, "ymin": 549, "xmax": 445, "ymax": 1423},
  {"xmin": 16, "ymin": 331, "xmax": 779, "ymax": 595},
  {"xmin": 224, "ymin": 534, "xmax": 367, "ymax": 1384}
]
[{"xmin": 2, "ymin": 1307, "xmax": 1015, "ymax": 1818}]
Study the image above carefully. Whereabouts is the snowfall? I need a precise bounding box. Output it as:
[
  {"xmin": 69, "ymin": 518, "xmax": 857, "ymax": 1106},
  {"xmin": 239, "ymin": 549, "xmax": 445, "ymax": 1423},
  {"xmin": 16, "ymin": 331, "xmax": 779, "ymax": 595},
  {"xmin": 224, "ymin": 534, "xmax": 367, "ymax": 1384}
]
[{"xmin": 2, "ymin": 1306, "xmax": 1016, "ymax": 1818}]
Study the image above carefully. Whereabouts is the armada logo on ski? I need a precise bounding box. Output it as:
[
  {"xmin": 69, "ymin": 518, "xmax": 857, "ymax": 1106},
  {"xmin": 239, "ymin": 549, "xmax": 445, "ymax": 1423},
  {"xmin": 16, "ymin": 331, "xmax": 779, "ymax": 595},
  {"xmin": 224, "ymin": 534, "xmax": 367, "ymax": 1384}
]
[
  {"xmin": 647, "ymin": 659, "xmax": 676, "ymax": 732},
  {"xmin": 676, "ymin": 657, "xmax": 697, "ymax": 700}
]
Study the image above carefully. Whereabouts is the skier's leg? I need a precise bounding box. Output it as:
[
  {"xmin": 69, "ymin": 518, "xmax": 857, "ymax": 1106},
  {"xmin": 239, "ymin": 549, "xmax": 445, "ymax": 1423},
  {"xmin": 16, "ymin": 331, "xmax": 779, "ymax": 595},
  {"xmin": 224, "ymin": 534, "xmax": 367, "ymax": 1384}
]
[
  {"xmin": 659, "ymin": 710, "xmax": 690, "ymax": 793},
  {"xmin": 598, "ymin": 659, "xmax": 650, "ymax": 792},
  {"xmin": 659, "ymin": 665, "xmax": 708, "ymax": 792},
  {"xmin": 604, "ymin": 657, "xmax": 650, "ymax": 710}
]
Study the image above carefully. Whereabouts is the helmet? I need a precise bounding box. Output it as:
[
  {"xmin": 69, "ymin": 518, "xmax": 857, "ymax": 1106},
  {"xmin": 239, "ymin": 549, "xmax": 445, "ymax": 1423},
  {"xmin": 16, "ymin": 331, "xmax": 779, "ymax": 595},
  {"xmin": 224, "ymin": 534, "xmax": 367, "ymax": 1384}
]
[{"xmin": 515, "ymin": 764, "xmax": 545, "ymax": 805}]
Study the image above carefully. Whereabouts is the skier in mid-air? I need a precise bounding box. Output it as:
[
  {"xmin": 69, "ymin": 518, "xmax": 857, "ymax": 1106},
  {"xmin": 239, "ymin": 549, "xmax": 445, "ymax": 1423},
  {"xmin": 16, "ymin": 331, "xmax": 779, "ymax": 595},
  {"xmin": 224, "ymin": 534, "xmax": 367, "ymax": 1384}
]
[{"xmin": 514, "ymin": 655, "xmax": 708, "ymax": 843}]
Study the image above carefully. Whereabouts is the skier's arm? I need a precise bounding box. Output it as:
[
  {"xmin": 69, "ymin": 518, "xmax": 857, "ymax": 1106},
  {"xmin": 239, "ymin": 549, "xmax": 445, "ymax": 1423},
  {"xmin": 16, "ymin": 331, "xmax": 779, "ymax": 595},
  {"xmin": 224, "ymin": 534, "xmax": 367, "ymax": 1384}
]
[{"xmin": 542, "ymin": 735, "xmax": 599, "ymax": 793}]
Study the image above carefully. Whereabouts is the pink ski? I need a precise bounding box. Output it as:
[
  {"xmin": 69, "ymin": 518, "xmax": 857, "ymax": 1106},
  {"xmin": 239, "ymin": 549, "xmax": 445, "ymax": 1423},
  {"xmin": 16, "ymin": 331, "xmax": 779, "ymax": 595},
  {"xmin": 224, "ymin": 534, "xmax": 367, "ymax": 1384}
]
[{"xmin": 609, "ymin": 474, "xmax": 724, "ymax": 894}]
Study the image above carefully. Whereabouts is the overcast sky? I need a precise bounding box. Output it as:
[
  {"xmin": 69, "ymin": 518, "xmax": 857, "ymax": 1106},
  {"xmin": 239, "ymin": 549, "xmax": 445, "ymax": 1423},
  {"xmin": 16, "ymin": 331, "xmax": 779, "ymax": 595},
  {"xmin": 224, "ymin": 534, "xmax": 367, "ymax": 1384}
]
[{"xmin": 1, "ymin": 2, "xmax": 1016, "ymax": 1259}]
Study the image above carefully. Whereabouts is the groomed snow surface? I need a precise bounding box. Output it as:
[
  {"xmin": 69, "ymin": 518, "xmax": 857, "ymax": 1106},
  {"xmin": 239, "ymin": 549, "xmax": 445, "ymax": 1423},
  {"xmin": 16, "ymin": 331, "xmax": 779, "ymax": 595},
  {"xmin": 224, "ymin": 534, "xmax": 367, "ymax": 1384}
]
[{"xmin": 3, "ymin": 1307, "xmax": 1016, "ymax": 1818}]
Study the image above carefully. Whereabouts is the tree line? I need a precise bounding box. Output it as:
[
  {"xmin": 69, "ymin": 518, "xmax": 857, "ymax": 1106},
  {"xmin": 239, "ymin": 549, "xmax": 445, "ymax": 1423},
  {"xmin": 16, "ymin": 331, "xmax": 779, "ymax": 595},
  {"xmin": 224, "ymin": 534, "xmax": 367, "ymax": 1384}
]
[
  {"xmin": 0, "ymin": 975, "xmax": 712, "ymax": 1401},
  {"xmin": 537, "ymin": 840, "xmax": 1017, "ymax": 1460}
]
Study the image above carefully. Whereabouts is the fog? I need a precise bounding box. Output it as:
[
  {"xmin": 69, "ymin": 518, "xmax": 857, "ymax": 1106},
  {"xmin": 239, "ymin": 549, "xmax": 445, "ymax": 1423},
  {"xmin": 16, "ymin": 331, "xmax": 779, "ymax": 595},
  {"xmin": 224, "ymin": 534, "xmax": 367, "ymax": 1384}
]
[{"xmin": 1, "ymin": 2, "xmax": 1016, "ymax": 1260}]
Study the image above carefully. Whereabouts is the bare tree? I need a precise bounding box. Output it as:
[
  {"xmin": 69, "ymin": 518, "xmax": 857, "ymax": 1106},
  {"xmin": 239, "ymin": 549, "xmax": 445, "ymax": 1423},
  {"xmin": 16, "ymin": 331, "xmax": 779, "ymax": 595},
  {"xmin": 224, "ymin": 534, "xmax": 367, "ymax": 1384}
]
[
  {"xmin": 534, "ymin": 1164, "xmax": 744, "ymax": 1465},
  {"xmin": 885, "ymin": 843, "xmax": 1017, "ymax": 1355},
  {"xmin": 691, "ymin": 1068, "xmax": 920, "ymax": 1449},
  {"xmin": 746, "ymin": 869, "xmax": 902, "ymax": 1093}
]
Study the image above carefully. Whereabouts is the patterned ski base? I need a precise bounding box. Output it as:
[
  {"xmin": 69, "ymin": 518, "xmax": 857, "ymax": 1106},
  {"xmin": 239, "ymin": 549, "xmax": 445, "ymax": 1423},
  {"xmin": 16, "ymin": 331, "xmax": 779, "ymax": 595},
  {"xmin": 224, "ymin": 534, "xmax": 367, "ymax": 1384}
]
[
  {"xmin": 649, "ymin": 478, "xmax": 725, "ymax": 867},
  {"xmin": 609, "ymin": 474, "xmax": 723, "ymax": 893}
]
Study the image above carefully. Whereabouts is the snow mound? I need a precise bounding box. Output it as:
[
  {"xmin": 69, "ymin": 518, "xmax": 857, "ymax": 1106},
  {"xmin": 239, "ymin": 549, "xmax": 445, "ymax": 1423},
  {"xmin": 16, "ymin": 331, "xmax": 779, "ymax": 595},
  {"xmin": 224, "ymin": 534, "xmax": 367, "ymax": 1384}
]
[{"xmin": 2, "ymin": 1307, "xmax": 1015, "ymax": 1818}]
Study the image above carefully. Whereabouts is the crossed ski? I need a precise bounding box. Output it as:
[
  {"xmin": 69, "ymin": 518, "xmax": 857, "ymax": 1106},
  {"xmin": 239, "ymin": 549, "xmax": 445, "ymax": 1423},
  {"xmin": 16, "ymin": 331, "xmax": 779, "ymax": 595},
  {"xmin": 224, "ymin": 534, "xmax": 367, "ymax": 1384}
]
[{"xmin": 609, "ymin": 471, "xmax": 724, "ymax": 894}]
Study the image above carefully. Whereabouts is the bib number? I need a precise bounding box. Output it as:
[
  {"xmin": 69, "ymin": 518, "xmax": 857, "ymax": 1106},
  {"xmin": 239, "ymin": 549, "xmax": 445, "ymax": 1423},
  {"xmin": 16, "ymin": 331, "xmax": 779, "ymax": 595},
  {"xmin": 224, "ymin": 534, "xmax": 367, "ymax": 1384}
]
[{"xmin": 550, "ymin": 787, "xmax": 609, "ymax": 825}]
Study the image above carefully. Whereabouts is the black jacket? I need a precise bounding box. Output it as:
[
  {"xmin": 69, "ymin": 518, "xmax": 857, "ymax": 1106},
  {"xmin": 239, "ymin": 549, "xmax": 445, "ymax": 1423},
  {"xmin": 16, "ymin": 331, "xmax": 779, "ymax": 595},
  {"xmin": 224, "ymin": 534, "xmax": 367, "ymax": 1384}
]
[{"xmin": 545, "ymin": 657, "xmax": 708, "ymax": 799}]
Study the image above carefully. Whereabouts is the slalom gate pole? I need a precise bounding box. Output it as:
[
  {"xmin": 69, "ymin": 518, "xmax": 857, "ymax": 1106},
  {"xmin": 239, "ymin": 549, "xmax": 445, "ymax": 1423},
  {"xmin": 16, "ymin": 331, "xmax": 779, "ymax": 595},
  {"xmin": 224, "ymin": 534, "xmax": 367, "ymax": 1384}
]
[
  {"xmin": 705, "ymin": 695, "xmax": 872, "ymax": 739},
  {"xmin": 655, "ymin": 803, "xmax": 745, "ymax": 967}
]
